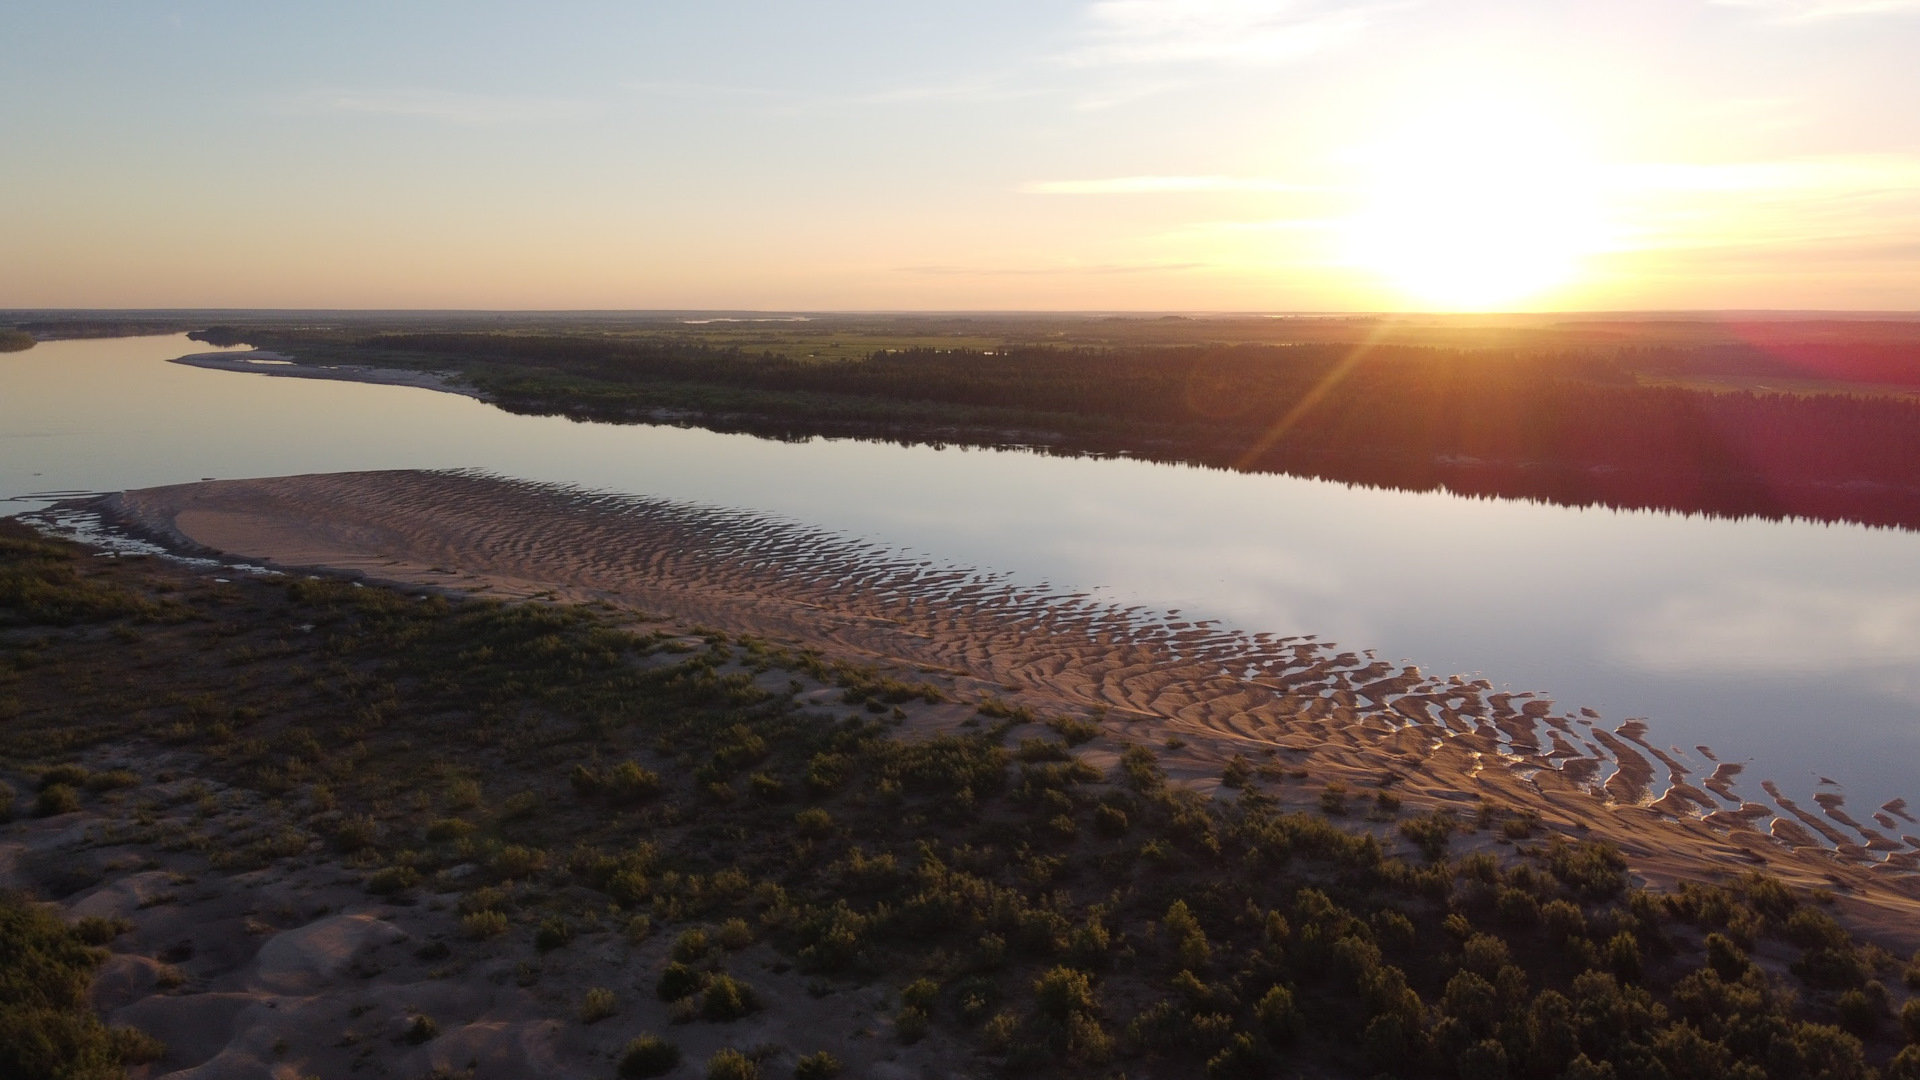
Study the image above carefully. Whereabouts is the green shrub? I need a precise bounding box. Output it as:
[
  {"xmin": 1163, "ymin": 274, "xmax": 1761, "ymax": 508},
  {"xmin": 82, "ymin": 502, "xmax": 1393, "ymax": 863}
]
[
  {"xmin": 671, "ymin": 927, "xmax": 711, "ymax": 962},
  {"xmin": 83, "ymin": 770, "xmax": 138, "ymax": 793},
  {"xmin": 706, "ymin": 1048, "xmax": 757, "ymax": 1080},
  {"xmin": 701, "ymin": 974, "xmax": 759, "ymax": 1021},
  {"xmin": 1255, "ymin": 985, "xmax": 1300, "ymax": 1043},
  {"xmin": 533, "ymin": 917, "xmax": 572, "ymax": 952},
  {"xmin": 404, "ymin": 1014, "xmax": 438, "ymax": 1044},
  {"xmin": 332, "ymin": 813, "xmax": 378, "ymax": 852},
  {"xmin": 1035, "ymin": 966, "xmax": 1095, "ymax": 1019},
  {"xmin": 1220, "ymin": 755, "xmax": 1252, "ymax": 788},
  {"xmin": 461, "ymin": 910, "xmax": 509, "ymax": 939},
  {"xmin": 365, "ymin": 866, "xmax": 420, "ymax": 895},
  {"xmin": 619, "ymin": 1035, "xmax": 682, "ymax": 1078},
  {"xmin": 1319, "ymin": 783, "xmax": 1347, "ymax": 816},
  {"xmin": 424, "ymin": 817, "xmax": 474, "ymax": 843},
  {"xmin": 895, "ymin": 1005, "xmax": 929, "ymax": 1043},
  {"xmin": 580, "ymin": 986, "xmax": 617, "ymax": 1024},
  {"xmin": 657, "ymin": 961, "xmax": 703, "ymax": 1002},
  {"xmin": 69, "ymin": 916, "xmax": 133, "ymax": 946},
  {"xmin": 0, "ymin": 782, "xmax": 13, "ymax": 822},
  {"xmin": 716, "ymin": 918, "xmax": 753, "ymax": 951},
  {"xmin": 625, "ymin": 915, "xmax": 653, "ymax": 944},
  {"xmin": 0, "ymin": 890, "xmax": 140, "ymax": 1078},
  {"xmin": 1049, "ymin": 716, "xmax": 1101, "ymax": 746},
  {"xmin": 795, "ymin": 807, "xmax": 832, "ymax": 835},
  {"xmin": 1547, "ymin": 838, "xmax": 1629, "ymax": 899},
  {"xmin": 1016, "ymin": 738, "xmax": 1071, "ymax": 763},
  {"xmin": 36, "ymin": 784, "xmax": 80, "ymax": 817},
  {"xmin": 902, "ymin": 977, "xmax": 939, "ymax": 1012},
  {"xmin": 793, "ymin": 1051, "xmax": 843, "ymax": 1080},
  {"xmin": 1706, "ymin": 932, "xmax": 1751, "ymax": 980},
  {"xmin": 1399, "ymin": 811, "xmax": 1454, "ymax": 861},
  {"xmin": 1838, "ymin": 989, "xmax": 1881, "ymax": 1035},
  {"xmin": 492, "ymin": 845, "xmax": 546, "ymax": 879},
  {"xmin": 38, "ymin": 765, "xmax": 88, "ymax": 790},
  {"xmin": 1205, "ymin": 1031, "xmax": 1264, "ymax": 1079}
]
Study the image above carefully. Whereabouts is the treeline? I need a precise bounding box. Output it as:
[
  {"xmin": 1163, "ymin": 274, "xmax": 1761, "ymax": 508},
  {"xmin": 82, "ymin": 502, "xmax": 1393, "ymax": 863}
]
[
  {"xmin": 0, "ymin": 329, "xmax": 35, "ymax": 353},
  {"xmin": 198, "ymin": 328, "xmax": 1920, "ymax": 530}
]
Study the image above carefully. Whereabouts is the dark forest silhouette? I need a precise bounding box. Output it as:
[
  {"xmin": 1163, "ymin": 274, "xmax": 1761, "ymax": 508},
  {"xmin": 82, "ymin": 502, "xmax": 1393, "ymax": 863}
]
[{"xmin": 188, "ymin": 324, "xmax": 1920, "ymax": 532}]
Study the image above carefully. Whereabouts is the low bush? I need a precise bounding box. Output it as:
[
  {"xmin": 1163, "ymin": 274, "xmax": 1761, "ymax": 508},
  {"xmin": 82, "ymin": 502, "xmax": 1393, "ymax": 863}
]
[
  {"xmin": 36, "ymin": 784, "xmax": 81, "ymax": 817},
  {"xmin": 702, "ymin": 974, "xmax": 760, "ymax": 1021},
  {"xmin": 793, "ymin": 1051, "xmax": 843, "ymax": 1080},
  {"xmin": 657, "ymin": 962, "xmax": 703, "ymax": 1002},
  {"xmin": 365, "ymin": 866, "xmax": 421, "ymax": 895},
  {"xmin": 619, "ymin": 1035, "xmax": 682, "ymax": 1078},
  {"xmin": 461, "ymin": 910, "xmax": 509, "ymax": 939},
  {"xmin": 581, "ymin": 986, "xmax": 618, "ymax": 1024},
  {"xmin": 706, "ymin": 1048, "xmax": 758, "ymax": 1080}
]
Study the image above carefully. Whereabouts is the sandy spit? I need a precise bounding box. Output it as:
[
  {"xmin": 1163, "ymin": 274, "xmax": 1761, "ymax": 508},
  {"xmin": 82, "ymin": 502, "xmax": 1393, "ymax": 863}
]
[{"xmin": 168, "ymin": 351, "xmax": 480, "ymax": 398}]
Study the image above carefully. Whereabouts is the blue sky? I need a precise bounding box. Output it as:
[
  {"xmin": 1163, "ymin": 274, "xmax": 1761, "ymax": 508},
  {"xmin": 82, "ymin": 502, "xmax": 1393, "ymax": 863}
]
[{"xmin": 3, "ymin": 1, "xmax": 1918, "ymax": 309}]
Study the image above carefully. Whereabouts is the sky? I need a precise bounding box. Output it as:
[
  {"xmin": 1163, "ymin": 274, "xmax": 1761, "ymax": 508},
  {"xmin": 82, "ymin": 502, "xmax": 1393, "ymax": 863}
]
[{"xmin": 2, "ymin": 1, "xmax": 1918, "ymax": 312}]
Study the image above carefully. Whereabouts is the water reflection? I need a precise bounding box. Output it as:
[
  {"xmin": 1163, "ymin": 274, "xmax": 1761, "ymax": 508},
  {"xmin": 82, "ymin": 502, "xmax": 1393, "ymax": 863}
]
[{"xmin": 3, "ymin": 334, "xmax": 1917, "ymax": 811}]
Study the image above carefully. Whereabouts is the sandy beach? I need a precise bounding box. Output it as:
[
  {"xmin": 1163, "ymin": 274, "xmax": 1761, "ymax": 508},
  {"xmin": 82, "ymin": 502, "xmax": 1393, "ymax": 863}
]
[
  {"xmin": 168, "ymin": 350, "xmax": 481, "ymax": 398},
  {"xmin": 89, "ymin": 469, "xmax": 1920, "ymax": 935}
]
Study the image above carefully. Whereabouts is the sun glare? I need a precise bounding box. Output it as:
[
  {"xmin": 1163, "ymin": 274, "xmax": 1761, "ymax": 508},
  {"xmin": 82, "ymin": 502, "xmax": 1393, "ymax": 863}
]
[{"xmin": 1342, "ymin": 102, "xmax": 1607, "ymax": 311}]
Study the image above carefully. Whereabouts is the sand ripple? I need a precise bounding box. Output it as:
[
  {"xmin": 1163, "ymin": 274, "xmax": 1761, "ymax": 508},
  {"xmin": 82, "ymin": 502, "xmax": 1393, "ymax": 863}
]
[{"xmin": 85, "ymin": 469, "xmax": 1920, "ymax": 887}]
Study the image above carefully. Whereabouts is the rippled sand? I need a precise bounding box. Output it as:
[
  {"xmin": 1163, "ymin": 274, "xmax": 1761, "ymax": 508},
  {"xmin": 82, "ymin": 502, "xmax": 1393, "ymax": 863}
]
[{"xmin": 92, "ymin": 469, "xmax": 1920, "ymax": 935}]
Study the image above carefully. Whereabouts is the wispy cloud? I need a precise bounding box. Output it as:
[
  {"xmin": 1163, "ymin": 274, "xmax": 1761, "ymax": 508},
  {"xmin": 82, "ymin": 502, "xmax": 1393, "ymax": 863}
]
[
  {"xmin": 287, "ymin": 89, "xmax": 592, "ymax": 126},
  {"xmin": 896, "ymin": 261, "xmax": 1206, "ymax": 276},
  {"xmin": 1019, "ymin": 175, "xmax": 1318, "ymax": 195},
  {"xmin": 1067, "ymin": 0, "xmax": 1387, "ymax": 66},
  {"xmin": 1709, "ymin": 0, "xmax": 1920, "ymax": 21},
  {"xmin": 622, "ymin": 74, "xmax": 1037, "ymax": 111}
]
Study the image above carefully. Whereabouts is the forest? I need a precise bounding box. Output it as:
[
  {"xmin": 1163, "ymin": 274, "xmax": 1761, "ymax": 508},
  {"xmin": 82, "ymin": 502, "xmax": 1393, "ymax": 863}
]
[{"xmin": 188, "ymin": 316, "xmax": 1920, "ymax": 531}]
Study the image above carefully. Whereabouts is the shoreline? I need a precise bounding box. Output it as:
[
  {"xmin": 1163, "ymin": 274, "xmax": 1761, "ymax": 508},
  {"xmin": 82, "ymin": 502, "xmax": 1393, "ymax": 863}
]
[
  {"xmin": 168, "ymin": 349, "xmax": 482, "ymax": 398},
  {"xmin": 67, "ymin": 469, "xmax": 1920, "ymax": 940}
]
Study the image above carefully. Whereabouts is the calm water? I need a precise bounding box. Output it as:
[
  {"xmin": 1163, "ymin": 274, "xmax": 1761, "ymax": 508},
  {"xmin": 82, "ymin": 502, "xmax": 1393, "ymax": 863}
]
[{"xmin": 6, "ymin": 334, "xmax": 1919, "ymax": 812}]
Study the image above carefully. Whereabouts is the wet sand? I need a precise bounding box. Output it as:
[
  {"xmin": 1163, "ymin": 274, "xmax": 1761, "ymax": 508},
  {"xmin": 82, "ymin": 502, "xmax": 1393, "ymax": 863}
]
[{"xmin": 90, "ymin": 469, "xmax": 1920, "ymax": 937}]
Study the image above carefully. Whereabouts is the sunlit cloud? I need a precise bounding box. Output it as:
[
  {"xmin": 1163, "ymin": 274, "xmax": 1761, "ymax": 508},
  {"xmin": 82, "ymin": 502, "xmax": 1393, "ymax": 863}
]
[
  {"xmin": 1710, "ymin": 0, "xmax": 1920, "ymax": 20},
  {"xmin": 1019, "ymin": 176, "xmax": 1318, "ymax": 195},
  {"xmin": 286, "ymin": 89, "xmax": 592, "ymax": 126},
  {"xmin": 1068, "ymin": 0, "xmax": 1385, "ymax": 66}
]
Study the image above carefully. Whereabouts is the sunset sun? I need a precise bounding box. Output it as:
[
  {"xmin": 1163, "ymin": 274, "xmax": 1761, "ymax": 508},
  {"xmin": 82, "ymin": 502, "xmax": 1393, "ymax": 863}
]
[{"xmin": 1343, "ymin": 103, "xmax": 1607, "ymax": 310}]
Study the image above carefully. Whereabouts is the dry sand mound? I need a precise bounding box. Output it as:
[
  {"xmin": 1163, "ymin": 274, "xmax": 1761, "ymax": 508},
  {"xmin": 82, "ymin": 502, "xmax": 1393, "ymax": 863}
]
[
  {"xmin": 250, "ymin": 913, "xmax": 409, "ymax": 994},
  {"xmin": 97, "ymin": 470, "xmax": 1920, "ymax": 923}
]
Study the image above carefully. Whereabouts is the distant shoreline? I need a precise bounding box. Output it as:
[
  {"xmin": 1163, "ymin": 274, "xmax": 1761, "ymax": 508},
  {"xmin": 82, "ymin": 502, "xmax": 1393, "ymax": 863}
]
[{"xmin": 168, "ymin": 349, "xmax": 482, "ymax": 398}]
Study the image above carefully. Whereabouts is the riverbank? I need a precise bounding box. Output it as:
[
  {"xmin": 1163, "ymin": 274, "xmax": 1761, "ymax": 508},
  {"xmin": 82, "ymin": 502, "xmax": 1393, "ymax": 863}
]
[
  {"xmin": 86, "ymin": 470, "xmax": 1920, "ymax": 926},
  {"xmin": 12, "ymin": 497, "xmax": 1920, "ymax": 1079}
]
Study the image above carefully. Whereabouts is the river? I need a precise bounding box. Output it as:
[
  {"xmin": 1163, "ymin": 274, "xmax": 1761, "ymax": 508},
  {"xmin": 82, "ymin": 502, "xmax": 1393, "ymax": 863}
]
[{"xmin": 5, "ymin": 333, "xmax": 1918, "ymax": 818}]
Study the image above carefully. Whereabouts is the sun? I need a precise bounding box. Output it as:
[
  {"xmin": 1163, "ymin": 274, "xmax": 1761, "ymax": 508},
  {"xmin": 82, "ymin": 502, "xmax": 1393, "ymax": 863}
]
[{"xmin": 1342, "ymin": 102, "xmax": 1607, "ymax": 311}]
